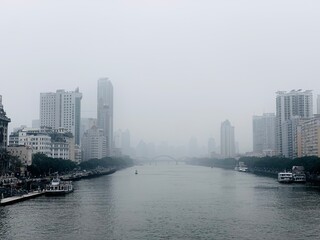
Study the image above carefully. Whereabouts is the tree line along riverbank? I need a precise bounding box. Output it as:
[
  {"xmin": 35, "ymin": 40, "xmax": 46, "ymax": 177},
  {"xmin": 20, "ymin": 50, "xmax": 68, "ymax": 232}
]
[
  {"xmin": 0, "ymin": 153, "xmax": 134, "ymax": 198},
  {"xmin": 187, "ymin": 156, "xmax": 320, "ymax": 184}
]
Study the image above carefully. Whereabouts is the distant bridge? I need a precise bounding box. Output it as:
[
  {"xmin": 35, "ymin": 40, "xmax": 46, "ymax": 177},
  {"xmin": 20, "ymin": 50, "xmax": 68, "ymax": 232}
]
[{"xmin": 150, "ymin": 155, "xmax": 187, "ymax": 164}]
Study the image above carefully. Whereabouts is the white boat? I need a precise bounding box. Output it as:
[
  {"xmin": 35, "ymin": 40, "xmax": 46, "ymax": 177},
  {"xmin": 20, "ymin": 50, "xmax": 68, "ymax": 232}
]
[
  {"xmin": 238, "ymin": 166, "xmax": 249, "ymax": 172},
  {"xmin": 45, "ymin": 178, "xmax": 74, "ymax": 195},
  {"xmin": 236, "ymin": 162, "xmax": 249, "ymax": 172},
  {"xmin": 292, "ymin": 166, "xmax": 306, "ymax": 183},
  {"xmin": 292, "ymin": 173, "xmax": 306, "ymax": 183},
  {"xmin": 278, "ymin": 172, "xmax": 293, "ymax": 183}
]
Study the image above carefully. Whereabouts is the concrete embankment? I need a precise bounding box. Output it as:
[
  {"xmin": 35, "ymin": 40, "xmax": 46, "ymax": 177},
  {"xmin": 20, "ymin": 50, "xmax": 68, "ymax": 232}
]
[{"xmin": 0, "ymin": 191, "xmax": 44, "ymax": 206}]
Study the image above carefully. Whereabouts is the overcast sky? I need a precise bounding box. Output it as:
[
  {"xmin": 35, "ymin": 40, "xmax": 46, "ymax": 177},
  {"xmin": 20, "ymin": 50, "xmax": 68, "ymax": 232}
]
[{"xmin": 1, "ymin": 0, "xmax": 320, "ymax": 152}]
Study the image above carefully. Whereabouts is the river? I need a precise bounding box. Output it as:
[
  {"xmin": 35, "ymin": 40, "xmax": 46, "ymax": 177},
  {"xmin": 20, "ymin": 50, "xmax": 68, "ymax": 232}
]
[{"xmin": 1, "ymin": 163, "xmax": 320, "ymax": 240}]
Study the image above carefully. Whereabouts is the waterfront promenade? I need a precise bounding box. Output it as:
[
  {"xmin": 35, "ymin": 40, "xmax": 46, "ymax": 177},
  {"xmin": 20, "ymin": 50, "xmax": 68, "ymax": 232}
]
[{"xmin": 0, "ymin": 168, "xmax": 116, "ymax": 206}]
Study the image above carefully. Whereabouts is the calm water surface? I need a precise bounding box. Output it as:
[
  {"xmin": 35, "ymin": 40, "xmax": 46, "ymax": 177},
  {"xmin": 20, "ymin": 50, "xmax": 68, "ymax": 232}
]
[{"xmin": 1, "ymin": 163, "xmax": 320, "ymax": 240}]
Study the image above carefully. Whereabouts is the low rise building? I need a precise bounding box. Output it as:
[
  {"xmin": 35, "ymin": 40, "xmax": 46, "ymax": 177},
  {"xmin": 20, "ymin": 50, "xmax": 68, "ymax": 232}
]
[
  {"xmin": 7, "ymin": 145, "xmax": 33, "ymax": 166},
  {"xmin": 8, "ymin": 127, "xmax": 80, "ymax": 162}
]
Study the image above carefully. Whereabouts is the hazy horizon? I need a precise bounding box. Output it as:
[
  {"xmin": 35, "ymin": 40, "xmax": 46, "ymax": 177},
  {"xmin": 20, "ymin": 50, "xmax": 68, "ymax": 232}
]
[{"xmin": 1, "ymin": 0, "xmax": 320, "ymax": 153}]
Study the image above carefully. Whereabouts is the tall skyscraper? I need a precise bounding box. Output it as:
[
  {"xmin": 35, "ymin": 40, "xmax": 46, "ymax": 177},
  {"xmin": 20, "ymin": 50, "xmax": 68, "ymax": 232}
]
[
  {"xmin": 252, "ymin": 113, "xmax": 276, "ymax": 153},
  {"xmin": 275, "ymin": 90, "xmax": 313, "ymax": 156},
  {"xmin": 40, "ymin": 88, "xmax": 82, "ymax": 145},
  {"xmin": 220, "ymin": 120, "xmax": 235, "ymax": 158},
  {"xmin": 97, "ymin": 78, "xmax": 113, "ymax": 156}
]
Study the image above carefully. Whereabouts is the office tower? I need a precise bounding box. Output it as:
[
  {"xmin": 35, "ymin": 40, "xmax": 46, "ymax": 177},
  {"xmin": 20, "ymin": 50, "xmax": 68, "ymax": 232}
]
[
  {"xmin": 281, "ymin": 116, "xmax": 303, "ymax": 159},
  {"xmin": 40, "ymin": 88, "xmax": 82, "ymax": 145},
  {"xmin": 275, "ymin": 90, "xmax": 313, "ymax": 156},
  {"xmin": 97, "ymin": 78, "xmax": 113, "ymax": 156},
  {"xmin": 297, "ymin": 115, "xmax": 320, "ymax": 158},
  {"xmin": 220, "ymin": 120, "xmax": 235, "ymax": 158},
  {"xmin": 0, "ymin": 95, "xmax": 11, "ymax": 150},
  {"xmin": 80, "ymin": 118, "xmax": 97, "ymax": 141},
  {"xmin": 252, "ymin": 113, "xmax": 276, "ymax": 153},
  {"xmin": 81, "ymin": 126, "xmax": 107, "ymax": 161},
  {"xmin": 317, "ymin": 95, "xmax": 320, "ymax": 114}
]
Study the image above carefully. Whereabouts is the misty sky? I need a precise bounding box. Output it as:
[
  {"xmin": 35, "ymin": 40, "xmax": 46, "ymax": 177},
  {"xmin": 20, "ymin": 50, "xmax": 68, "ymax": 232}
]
[{"xmin": 1, "ymin": 0, "xmax": 320, "ymax": 152}]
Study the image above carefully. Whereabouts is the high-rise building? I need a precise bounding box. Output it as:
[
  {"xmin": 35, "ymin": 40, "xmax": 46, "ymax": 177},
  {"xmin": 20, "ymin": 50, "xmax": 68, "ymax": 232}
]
[
  {"xmin": 220, "ymin": 120, "xmax": 235, "ymax": 158},
  {"xmin": 252, "ymin": 113, "xmax": 276, "ymax": 153},
  {"xmin": 81, "ymin": 126, "xmax": 107, "ymax": 161},
  {"xmin": 97, "ymin": 78, "xmax": 113, "ymax": 156},
  {"xmin": 281, "ymin": 116, "xmax": 303, "ymax": 159},
  {"xmin": 275, "ymin": 90, "xmax": 313, "ymax": 156},
  {"xmin": 40, "ymin": 88, "xmax": 82, "ymax": 145},
  {"xmin": 297, "ymin": 115, "xmax": 320, "ymax": 158}
]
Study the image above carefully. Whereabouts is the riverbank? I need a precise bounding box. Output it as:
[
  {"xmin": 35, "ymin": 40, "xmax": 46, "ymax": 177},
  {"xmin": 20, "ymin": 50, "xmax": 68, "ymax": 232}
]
[
  {"xmin": 0, "ymin": 167, "xmax": 117, "ymax": 206},
  {"xmin": 187, "ymin": 157, "xmax": 320, "ymax": 185}
]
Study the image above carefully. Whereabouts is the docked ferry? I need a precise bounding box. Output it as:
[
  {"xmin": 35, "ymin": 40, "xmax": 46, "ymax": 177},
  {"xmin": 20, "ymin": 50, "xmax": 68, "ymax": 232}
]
[
  {"xmin": 45, "ymin": 178, "xmax": 74, "ymax": 196},
  {"xmin": 278, "ymin": 172, "xmax": 293, "ymax": 183}
]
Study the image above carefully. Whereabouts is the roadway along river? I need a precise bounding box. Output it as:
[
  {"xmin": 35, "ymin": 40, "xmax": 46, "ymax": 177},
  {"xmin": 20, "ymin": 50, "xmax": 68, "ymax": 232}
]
[{"xmin": 1, "ymin": 163, "xmax": 320, "ymax": 240}]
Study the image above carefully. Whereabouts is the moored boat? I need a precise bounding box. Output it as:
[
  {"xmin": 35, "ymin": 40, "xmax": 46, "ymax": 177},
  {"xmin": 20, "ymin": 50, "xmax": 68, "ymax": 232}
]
[
  {"xmin": 45, "ymin": 178, "xmax": 73, "ymax": 196},
  {"xmin": 278, "ymin": 172, "xmax": 293, "ymax": 183},
  {"xmin": 292, "ymin": 166, "xmax": 306, "ymax": 183},
  {"xmin": 292, "ymin": 173, "xmax": 306, "ymax": 183},
  {"xmin": 235, "ymin": 162, "xmax": 249, "ymax": 172}
]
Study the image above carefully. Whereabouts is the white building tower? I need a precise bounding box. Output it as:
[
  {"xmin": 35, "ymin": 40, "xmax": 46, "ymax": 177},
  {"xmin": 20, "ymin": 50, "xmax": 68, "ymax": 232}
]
[
  {"xmin": 275, "ymin": 90, "xmax": 313, "ymax": 157},
  {"xmin": 40, "ymin": 88, "xmax": 82, "ymax": 145}
]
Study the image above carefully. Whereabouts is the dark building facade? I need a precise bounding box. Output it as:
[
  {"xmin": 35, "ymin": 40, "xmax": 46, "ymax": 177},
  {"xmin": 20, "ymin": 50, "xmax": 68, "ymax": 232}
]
[{"xmin": 0, "ymin": 95, "xmax": 11, "ymax": 174}]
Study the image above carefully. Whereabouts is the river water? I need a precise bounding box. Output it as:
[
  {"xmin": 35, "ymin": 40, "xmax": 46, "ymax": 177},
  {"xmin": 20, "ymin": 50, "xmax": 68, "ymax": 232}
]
[{"xmin": 1, "ymin": 163, "xmax": 320, "ymax": 240}]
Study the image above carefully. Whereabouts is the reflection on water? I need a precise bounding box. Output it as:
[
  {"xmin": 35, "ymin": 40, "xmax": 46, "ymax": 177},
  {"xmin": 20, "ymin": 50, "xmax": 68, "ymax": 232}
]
[{"xmin": 1, "ymin": 163, "xmax": 320, "ymax": 240}]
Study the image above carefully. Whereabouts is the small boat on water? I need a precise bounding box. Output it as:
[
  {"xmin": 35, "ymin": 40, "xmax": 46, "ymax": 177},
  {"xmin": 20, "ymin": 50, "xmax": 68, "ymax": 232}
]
[
  {"xmin": 235, "ymin": 162, "xmax": 249, "ymax": 172},
  {"xmin": 278, "ymin": 172, "xmax": 293, "ymax": 183},
  {"xmin": 135, "ymin": 170, "xmax": 138, "ymax": 175},
  {"xmin": 45, "ymin": 178, "xmax": 74, "ymax": 196}
]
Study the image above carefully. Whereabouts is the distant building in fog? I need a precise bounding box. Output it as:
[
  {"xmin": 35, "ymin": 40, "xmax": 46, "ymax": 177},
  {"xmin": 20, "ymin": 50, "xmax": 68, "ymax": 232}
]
[
  {"xmin": 97, "ymin": 78, "xmax": 113, "ymax": 156},
  {"xmin": 220, "ymin": 120, "xmax": 235, "ymax": 158},
  {"xmin": 40, "ymin": 88, "xmax": 82, "ymax": 145},
  {"xmin": 32, "ymin": 119, "xmax": 40, "ymax": 128},
  {"xmin": 80, "ymin": 118, "xmax": 97, "ymax": 142},
  {"xmin": 188, "ymin": 137, "xmax": 199, "ymax": 157},
  {"xmin": 207, "ymin": 138, "xmax": 216, "ymax": 157},
  {"xmin": 81, "ymin": 126, "xmax": 107, "ymax": 161},
  {"xmin": 252, "ymin": 113, "xmax": 276, "ymax": 154},
  {"xmin": 121, "ymin": 129, "xmax": 131, "ymax": 156}
]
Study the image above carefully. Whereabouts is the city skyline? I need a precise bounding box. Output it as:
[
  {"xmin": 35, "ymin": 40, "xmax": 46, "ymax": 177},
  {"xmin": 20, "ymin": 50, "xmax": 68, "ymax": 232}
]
[{"xmin": 1, "ymin": 1, "xmax": 320, "ymax": 152}]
